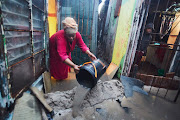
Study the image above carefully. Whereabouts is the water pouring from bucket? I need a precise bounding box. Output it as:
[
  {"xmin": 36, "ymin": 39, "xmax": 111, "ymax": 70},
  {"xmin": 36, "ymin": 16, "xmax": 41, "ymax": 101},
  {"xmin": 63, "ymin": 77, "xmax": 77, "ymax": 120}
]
[
  {"xmin": 72, "ymin": 59, "xmax": 106, "ymax": 118},
  {"xmin": 76, "ymin": 59, "xmax": 107, "ymax": 88}
]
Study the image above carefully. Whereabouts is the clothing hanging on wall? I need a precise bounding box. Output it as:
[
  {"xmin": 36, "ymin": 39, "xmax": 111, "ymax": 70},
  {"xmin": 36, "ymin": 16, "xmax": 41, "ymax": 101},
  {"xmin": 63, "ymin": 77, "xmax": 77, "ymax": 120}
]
[{"xmin": 159, "ymin": 15, "xmax": 174, "ymax": 39}]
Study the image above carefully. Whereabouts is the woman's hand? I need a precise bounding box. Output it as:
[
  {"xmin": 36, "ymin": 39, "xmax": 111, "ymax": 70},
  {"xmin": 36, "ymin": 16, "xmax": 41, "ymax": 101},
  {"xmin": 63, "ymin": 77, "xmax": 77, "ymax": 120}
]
[
  {"xmin": 88, "ymin": 52, "xmax": 97, "ymax": 60},
  {"xmin": 86, "ymin": 50, "xmax": 97, "ymax": 60},
  {"xmin": 64, "ymin": 58, "xmax": 80, "ymax": 74},
  {"xmin": 73, "ymin": 65, "xmax": 80, "ymax": 74}
]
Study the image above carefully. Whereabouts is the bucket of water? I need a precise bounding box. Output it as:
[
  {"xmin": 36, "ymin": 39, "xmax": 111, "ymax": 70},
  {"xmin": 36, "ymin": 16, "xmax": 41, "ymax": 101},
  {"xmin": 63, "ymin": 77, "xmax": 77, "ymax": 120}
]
[{"xmin": 76, "ymin": 59, "xmax": 106, "ymax": 88}]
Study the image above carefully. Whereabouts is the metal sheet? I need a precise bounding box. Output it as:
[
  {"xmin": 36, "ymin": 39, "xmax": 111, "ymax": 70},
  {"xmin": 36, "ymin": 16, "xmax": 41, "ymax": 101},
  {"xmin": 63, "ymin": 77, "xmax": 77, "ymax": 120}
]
[
  {"xmin": 33, "ymin": 32, "xmax": 44, "ymax": 53},
  {"xmin": 58, "ymin": 0, "xmax": 95, "ymax": 65},
  {"xmin": 10, "ymin": 58, "xmax": 34, "ymax": 98},
  {"xmin": 98, "ymin": 0, "xmax": 119, "ymax": 64},
  {"xmin": 34, "ymin": 52, "xmax": 45, "ymax": 78},
  {"xmin": 5, "ymin": 31, "xmax": 31, "ymax": 66},
  {"xmin": 32, "ymin": 6, "xmax": 44, "ymax": 31},
  {"xmin": 1, "ymin": 0, "xmax": 30, "ymax": 30},
  {"xmin": 32, "ymin": 0, "xmax": 44, "ymax": 11}
]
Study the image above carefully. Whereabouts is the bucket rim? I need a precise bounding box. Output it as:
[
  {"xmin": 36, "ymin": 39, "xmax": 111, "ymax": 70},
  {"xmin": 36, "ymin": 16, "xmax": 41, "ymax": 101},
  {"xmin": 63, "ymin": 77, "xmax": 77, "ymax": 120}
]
[{"xmin": 78, "ymin": 66, "xmax": 97, "ymax": 80}]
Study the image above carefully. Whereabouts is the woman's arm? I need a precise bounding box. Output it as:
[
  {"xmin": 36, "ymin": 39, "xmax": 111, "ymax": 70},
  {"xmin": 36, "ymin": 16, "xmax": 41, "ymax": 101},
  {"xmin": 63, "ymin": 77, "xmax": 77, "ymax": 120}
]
[
  {"xmin": 64, "ymin": 58, "xmax": 80, "ymax": 74},
  {"xmin": 76, "ymin": 32, "xmax": 97, "ymax": 60},
  {"xmin": 85, "ymin": 50, "xmax": 97, "ymax": 60}
]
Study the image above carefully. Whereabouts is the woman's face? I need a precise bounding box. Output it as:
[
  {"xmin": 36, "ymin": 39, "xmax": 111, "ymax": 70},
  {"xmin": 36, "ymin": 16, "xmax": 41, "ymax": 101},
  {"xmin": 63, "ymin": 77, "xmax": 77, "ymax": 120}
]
[
  {"xmin": 65, "ymin": 33, "xmax": 76, "ymax": 43},
  {"xmin": 146, "ymin": 28, "xmax": 152, "ymax": 34}
]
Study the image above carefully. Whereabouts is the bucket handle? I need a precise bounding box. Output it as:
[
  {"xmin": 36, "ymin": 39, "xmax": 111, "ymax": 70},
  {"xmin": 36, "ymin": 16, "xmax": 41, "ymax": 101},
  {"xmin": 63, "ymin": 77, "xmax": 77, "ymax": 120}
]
[{"xmin": 82, "ymin": 62, "xmax": 97, "ymax": 78}]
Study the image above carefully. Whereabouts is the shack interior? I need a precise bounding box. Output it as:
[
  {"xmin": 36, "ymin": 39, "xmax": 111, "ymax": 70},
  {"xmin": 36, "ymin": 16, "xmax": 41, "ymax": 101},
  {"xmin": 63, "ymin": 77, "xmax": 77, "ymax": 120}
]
[{"xmin": 0, "ymin": 0, "xmax": 180, "ymax": 120}]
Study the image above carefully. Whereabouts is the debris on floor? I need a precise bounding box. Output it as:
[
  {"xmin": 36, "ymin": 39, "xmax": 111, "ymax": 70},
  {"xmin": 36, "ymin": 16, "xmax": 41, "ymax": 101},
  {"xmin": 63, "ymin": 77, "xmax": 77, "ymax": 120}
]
[
  {"xmin": 30, "ymin": 87, "xmax": 53, "ymax": 113},
  {"xmin": 44, "ymin": 80, "xmax": 124, "ymax": 119}
]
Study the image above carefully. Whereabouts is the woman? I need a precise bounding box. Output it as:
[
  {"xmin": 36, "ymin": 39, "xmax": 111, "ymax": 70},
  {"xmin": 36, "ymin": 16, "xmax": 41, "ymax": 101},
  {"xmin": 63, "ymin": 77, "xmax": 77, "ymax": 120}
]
[{"xmin": 49, "ymin": 17, "xmax": 96, "ymax": 80}]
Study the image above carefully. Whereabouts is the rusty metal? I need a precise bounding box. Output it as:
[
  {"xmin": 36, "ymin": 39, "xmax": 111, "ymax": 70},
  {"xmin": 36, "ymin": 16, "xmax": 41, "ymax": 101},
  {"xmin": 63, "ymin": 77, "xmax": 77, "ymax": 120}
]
[
  {"xmin": 9, "ymin": 50, "xmax": 45, "ymax": 98},
  {"xmin": 43, "ymin": 0, "xmax": 47, "ymax": 69},
  {"xmin": 34, "ymin": 49, "xmax": 45, "ymax": 55},
  {"xmin": 34, "ymin": 51, "xmax": 46, "ymax": 79},
  {"xmin": 0, "ymin": 0, "xmax": 47, "ymax": 99},
  {"xmin": 10, "ymin": 57, "xmax": 34, "ymax": 98},
  {"xmin": 4, "ymin": 28, "xmax": 44, "ymax": 32},
  {"xmin": 29, "ymin": 0, "xmax": 35, "ymax": 77},
  {"xmin": 8, "ymin": 56, "xmax": 32, "ymax": 69}
]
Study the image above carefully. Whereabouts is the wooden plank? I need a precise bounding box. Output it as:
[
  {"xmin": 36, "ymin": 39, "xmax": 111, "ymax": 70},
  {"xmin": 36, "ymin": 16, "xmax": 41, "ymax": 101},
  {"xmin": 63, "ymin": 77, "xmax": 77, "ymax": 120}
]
[
  {"xmin": 43, "ymin": 71, "xmax": 52, "ymax": 93},
  {"xmin": 167, "ymin": 12, "xmax": 180, "ymax": 48},
  {"xmin": 30, "ymin": 87, "xmax": 53, "ymax": 112},
  {"xmin": 105, "ymin": 62, "xmax": 119, "ymax": 79}
]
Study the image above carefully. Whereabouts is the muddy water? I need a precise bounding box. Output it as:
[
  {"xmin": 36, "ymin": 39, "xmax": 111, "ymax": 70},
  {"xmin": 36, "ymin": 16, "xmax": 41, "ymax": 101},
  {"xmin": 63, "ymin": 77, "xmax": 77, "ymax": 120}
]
[
  {"xmin": 44, "ymin": 79, "xmax": 125, "ymax": 119},
  {"xmin": 72, "ymin": 85, "xmax": 90, "ymax": 118}
]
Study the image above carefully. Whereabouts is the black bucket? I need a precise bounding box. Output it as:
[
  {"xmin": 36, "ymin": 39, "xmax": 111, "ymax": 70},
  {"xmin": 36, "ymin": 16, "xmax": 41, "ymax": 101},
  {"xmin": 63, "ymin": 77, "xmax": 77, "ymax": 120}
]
[{"xmin": 76, "ymin": 59, "xmax": 106, "ymax": 88}]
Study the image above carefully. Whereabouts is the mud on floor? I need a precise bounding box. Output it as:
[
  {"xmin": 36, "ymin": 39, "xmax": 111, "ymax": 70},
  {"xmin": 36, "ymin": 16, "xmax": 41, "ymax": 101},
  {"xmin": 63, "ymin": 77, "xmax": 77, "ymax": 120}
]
[{"xmin": 44, "ymin": 80, "xmax": 124, "ymax": 119}]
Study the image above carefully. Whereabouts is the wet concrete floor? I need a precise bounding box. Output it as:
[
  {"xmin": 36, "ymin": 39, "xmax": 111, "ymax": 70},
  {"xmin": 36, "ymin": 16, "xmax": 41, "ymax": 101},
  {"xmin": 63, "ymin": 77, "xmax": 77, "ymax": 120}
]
[
  {"xmin": 49, "ymin": 70, "xmax": 180, "ymax": 120},
  {"xmin": 50, "ymin": 69, "xmax": 79, "ymax": 92}
]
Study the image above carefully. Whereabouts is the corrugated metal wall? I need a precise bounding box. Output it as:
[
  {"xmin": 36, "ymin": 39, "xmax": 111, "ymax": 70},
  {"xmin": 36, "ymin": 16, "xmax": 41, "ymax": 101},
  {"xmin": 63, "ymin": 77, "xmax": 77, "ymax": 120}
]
[
  {"xmin": 97, "ymin": 0, "xmax": 120, "ymax": 64},
  {"xmin": 57, "ymin": 0, "xmax": 98, "ymax": 65},
  {"xmin": 0, "ymin": 0, "xmax": 48, "ymax": 99}
]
